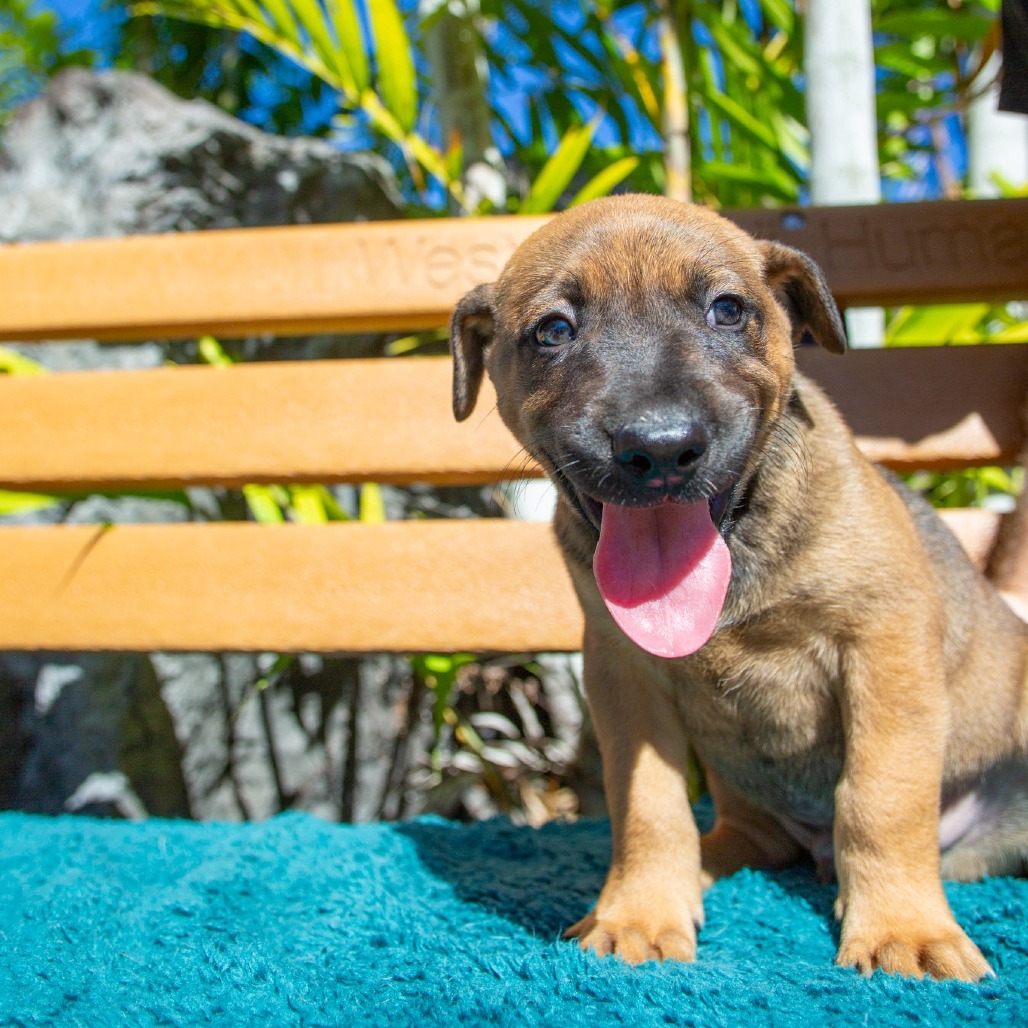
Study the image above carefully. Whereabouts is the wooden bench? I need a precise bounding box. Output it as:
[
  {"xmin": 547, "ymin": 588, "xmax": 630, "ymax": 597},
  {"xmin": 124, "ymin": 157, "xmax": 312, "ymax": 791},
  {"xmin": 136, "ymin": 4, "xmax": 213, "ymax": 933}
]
[{"xmin": 0, "ymin": 198, "xmax": 1026, "ymax": 654}]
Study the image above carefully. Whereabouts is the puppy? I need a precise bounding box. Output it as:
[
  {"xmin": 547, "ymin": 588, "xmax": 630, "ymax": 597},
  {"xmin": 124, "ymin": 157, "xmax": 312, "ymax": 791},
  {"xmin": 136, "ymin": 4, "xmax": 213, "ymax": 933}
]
[{"xmin": 450, "ymin": 195, "xmax": 1028, "ymax": 981}]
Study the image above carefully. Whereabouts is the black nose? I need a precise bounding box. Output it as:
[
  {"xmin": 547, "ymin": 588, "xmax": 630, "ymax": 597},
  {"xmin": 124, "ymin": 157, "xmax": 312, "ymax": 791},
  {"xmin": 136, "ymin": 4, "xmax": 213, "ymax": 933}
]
[{"xmin": 613, "ymin": 420, "xmax": 709, "ymax": 480}]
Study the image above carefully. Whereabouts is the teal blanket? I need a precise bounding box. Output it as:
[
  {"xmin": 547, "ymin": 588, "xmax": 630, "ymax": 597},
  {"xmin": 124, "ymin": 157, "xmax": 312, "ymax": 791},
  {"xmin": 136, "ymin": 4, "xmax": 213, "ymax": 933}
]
[{"xmin": 2, "ymin": 811, "xmax": 1025, "ymax": 1026}]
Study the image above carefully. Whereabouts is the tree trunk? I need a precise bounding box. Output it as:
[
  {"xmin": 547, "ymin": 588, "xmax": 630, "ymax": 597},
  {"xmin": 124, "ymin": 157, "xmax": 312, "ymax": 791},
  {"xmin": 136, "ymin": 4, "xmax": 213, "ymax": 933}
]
[
  {"xmin": 657, "ymin": 0, "xmax": 691, "ymax": 203},
  {"xmin": 419, "ymin": 0, "xmax": 506, "ymax": 213},
  {"xmin": 804, "ymin": 0, "xmax": 884, "ymax": 347}
]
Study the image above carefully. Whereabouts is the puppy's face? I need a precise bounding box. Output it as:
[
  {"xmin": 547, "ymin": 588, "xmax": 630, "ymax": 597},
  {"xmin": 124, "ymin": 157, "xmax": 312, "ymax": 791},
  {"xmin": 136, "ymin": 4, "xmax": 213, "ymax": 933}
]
[
  {"xmin": 451, "ymin": 196, "xmax": 846, "ymax": 657},
  {"xmin": 453, "ymin": 196, "xmax": 843, "ymax": 523}
]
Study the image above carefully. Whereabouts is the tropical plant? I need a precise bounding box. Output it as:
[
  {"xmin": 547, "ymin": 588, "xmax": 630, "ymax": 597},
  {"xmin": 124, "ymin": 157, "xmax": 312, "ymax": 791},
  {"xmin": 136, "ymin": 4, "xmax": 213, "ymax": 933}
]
[
  {"xmin": 110, "ymin": 4, "xmax": 339, "ymax": 136},
  {"xmin": 0, "ymin": 0, "xmax": 93, "ymax": 127},
  {"xmin": 128, "ymin": 0, "xmax": 640, "ymax": 211},
  {"xmin": 886, "ymin": 303, "xmax": 1028, "ymax": 347},
  {"xmin": 874, "ymin": 0, "xmax": 1003, "ymax": 196},
  {"xmin": 11, "ymin": 0, "xmax": 1016, "ymax": 209},
  {"xmin": 125, "ymin": 0, "xmax": 816, "ymax": 210},
  {"xmin": 479, "ymin": 0, "xmax": 809, "ymax": 206}
]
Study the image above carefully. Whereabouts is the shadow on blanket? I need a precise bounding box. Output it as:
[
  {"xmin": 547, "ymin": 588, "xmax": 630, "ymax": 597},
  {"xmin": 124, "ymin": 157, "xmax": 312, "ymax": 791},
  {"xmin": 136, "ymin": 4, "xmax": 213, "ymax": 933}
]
[
  {"xmin": 1, "ymin": 809, "xmax": 1024, "ymax": 1026},
  {"xmin": 395, "ymin": 799, "xmax": 831, "ymax": 941}
]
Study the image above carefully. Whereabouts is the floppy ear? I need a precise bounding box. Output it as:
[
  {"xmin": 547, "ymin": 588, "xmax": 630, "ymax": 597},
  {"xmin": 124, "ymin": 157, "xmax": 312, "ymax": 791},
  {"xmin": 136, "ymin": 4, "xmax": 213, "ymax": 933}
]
[
  {"xmin": 449, "ymin": 283, "xmax": 496, "ymax": 421},
  {"xmin": 761, "ymin": 241, "xmax": 847, "ymax": 354}
]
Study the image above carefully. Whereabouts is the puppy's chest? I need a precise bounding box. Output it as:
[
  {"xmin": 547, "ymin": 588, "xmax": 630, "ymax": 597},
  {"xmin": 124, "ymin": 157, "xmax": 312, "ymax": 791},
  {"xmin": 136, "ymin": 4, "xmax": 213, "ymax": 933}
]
[{"xmin": 671, "ymin": 634, "xmax": 845, "ymax": 820}]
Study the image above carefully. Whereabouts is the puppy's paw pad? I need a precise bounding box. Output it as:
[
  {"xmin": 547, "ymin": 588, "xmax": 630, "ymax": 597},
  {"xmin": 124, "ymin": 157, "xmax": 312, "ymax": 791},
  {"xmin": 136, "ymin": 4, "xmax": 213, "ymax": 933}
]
[
  {"xmin": 565, "ymin": 915, "xmax": 697, "ymax": 965},
  {"xmin": 837, "ymin": 929, "xmax": 993, "ymax": 982}
]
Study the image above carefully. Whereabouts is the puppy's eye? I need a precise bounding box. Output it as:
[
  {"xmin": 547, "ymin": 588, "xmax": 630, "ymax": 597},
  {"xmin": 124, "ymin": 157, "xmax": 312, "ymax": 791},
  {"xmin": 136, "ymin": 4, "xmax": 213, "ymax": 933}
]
[
  {"xmin": 707, "ymin": 296, "xmax": 745, "ymax": 329},
  {"xmin": 535, "ymin": 316, "xmax": 575, "ymax": 348}
]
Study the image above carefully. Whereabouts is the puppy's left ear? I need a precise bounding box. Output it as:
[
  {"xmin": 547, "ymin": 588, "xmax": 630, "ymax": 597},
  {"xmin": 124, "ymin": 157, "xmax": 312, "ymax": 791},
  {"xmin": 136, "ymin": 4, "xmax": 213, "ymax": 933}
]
[
  {"xmin": 449, "ymin": 283, "xmax": 496, "ymax": 422},
  {"xmin": 761, "ymin": 241, "xmax": 847, "ymax": 354}
]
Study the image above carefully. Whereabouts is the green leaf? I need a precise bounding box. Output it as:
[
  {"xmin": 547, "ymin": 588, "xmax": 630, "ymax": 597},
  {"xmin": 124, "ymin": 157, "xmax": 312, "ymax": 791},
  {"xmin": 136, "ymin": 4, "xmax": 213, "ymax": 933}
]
[
  {"xmin": 326, "ymin": 0, "xmax": 370, "ymax": 92},
  {"xmin": 255, "ymin": 653, "xmax": 296, "ymax": 692},
  {"xmin": 444, "ymin": 134, "xmax": 464, "ymax": 184},
  {"xmin": 0, "ymin": 345, "xmax": 46, "ymax": 375},
  {"xmin": 197, "ymin": 334, "xmax": 234, "ymax": 366},
  {"xmin": 81, "ymin": 488, "xmax": 194, "ymax": 506},
  {"xmin": 131, "ymin": 3, "xmax": 240, "ymax": 34},
  {"xmin": 406, "ymin": 130, "xmax": 454, "ymax": 190},
  {"xmin": 700, "ymin": 87, "xmax": 778, "ymax": 151},
  {"xmin": 875, "ymin": 42, "xmax": 948, "ymax": 81},
  {"xmin": 990, "ymin": 174, "xmax": 1028, "ymax": 199},
  {"xmin": 260, "ymin": 0, "xmax": 304, "ymax": 48},
  {"xmin": 0, "ymin": 489, "xmax": 59, "ymax": 515},
  {"xmin": 886, "ymin": 304, "xmax": 991, "ymax": 346},
  {"xmin": 989, "ymin": 321, "xmax": 1028, "ymax": 343},
  {"xmin": 133, "ymin": 1, "xmax": 343, "ymax": 99},
  {"xmin": 700, "ymin": 161, "xmax": 797, "ymax": 201},
  {"xmin": 316, "ymin": 485, "xmax": 351, "ymax": 521},
  {"xmin": 367, "ymin": 0, "xmax": 417, "ymax": 134},
  {"xmin": 874, "ymin": 10, "xmax": 995, "ymax": 42},
  {"xmin": 520, "ymin": 119, "xmax": 600, "ymax": 215},
  {"xmin": 769, "ymin": 110, "xmax": 808, "ymax": 172},
  {"xmin": 694, "ymin": 9, "xmax": 764, "ymax": 79},
  {"xmin": 411, "ymin": 652, "xmax": 477, "ymax": 740},
  {"xmin": 286, "ymin": 484, "xmax": 351, "ymax": 522},
  {"xmin": 288, "ymin": 484, "xmax": 329, "ymax": 523},
  {"xmin": 290, "ymin": 0, "xmax": 357, "ymax": 95},
  {"xmin": 976, "ymin": 466, "xmax": 1018, "ymax": 494},
  {"xmin": 243, "ymin": 484, "xmax": 287, "ymax": 523},
  {"xmin": 591, "ymin": 30, "xmax": 659, "ymax": 127},
  {"xmin": 229, "ymin": 0, "xmax": 267, "ymax": 22},
  {"xmin": 757, "ymin": 0, "xmax": 794, "ymax": 33},
  {"xmin": 569, "ymin": 155, "xmax": 640, "ymax": 206},
  {"xmin": 384, "ymin": 328, "xmax": 448, "ymax": 356},
  {"xmin": 359, "ymin": 482, "xmax": 387, "ymax": 523}
]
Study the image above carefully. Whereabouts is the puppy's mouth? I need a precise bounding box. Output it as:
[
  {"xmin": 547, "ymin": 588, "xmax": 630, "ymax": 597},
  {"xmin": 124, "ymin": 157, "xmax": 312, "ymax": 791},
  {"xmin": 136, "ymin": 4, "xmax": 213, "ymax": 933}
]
[
  {"xmin": 554, "ymin": 465, "xmax": 739, "ymax": 538},
  {"xmin": 573, "ymin": 487, "xmax": 736, "ymax": 535},
  {"xmin": 553, "ymin": 469, "xmax": 737, "ymax": 661}
]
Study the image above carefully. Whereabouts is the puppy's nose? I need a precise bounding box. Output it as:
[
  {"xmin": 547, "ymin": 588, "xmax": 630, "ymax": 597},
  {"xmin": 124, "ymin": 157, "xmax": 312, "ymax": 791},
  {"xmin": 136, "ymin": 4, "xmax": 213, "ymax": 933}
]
[{"xmin": 613, "ymin": 421, "xmax": 709, "ymax": 482}]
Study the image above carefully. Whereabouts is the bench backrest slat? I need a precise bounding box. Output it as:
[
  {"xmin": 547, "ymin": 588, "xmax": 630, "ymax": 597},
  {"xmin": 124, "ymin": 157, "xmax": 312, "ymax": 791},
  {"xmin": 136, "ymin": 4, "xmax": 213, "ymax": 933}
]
[
  {"xmin": 0, "ymin": 513, "xmax": 1002, "ymax": 653},
  {"xmin": 1, "ymin": 200, "xmax": 1025, "ymax": 343},
  {"xmin": 0, "ymin": 521, "xmax": 584, "ymax": 652},
  {"xmin": 730, "ymin": 199, "xmax": 1028, "ymax": 307},
  {"xmin": 1, "ymin": 346, "xmax": 1023, "ymax": 493}
]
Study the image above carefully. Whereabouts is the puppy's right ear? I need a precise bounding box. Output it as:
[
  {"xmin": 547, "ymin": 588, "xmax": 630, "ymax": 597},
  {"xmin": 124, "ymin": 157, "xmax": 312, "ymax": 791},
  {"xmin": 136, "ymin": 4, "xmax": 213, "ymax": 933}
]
[
  {"xmin": 761, "ymin": 241, "xmax": 847, "ymax": 354},
  {"xmin": 449, "ymin": 283, "xmax": 496, "ymax": 422}
]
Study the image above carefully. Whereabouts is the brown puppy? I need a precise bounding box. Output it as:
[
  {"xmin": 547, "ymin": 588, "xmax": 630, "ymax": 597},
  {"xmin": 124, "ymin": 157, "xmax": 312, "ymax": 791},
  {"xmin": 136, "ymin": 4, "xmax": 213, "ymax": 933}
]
[{"xmin": 449, "ymin": 195, "xmax": 1028, "ymax": 981}]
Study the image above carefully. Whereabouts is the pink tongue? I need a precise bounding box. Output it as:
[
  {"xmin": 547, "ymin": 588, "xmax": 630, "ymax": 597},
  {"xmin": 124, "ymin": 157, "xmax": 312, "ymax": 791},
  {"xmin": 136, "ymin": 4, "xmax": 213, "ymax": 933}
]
[{"xmin": 593, "ymin": 501, "xmax": 732, "ymax": 658}]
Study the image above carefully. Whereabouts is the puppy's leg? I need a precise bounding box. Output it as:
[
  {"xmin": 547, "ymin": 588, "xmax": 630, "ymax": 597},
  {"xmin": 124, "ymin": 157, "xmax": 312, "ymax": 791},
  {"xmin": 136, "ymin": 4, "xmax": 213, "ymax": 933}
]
[
  {"xmin": 833, "ymin": 629, "xmax": 993, "ymax": 982},
  {"xmin": 565, "ymin": 629, "xmax": 704, "ymax": 964},
  {"xmin": 700, "ymin": 769, "xmax": 804, "ymax": 887}
]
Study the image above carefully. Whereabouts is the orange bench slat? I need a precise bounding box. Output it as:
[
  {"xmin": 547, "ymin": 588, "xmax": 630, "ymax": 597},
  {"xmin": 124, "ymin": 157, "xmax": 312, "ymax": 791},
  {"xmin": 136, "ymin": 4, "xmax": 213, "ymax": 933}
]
[
  {"xmin": 0, "ymin": 200, "xmax": 1024, "ymax": 344},
  {"xmin": 0, "ymin": 520, "xmax": 583, "ymax": 653},
  {"xmin": 0, "ymin": 346, "xmax": 1024, "ymax": 492},
  {"xmin": 0, "ymin": 511, "xmax": 1002, "ymax": 653}
]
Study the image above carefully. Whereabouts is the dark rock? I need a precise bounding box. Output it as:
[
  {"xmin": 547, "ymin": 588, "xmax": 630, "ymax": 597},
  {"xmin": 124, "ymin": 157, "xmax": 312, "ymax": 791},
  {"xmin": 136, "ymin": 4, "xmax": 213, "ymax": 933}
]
[{"xmin": 0, "ymin": 66, "xmax": 401, "ymax": 242}]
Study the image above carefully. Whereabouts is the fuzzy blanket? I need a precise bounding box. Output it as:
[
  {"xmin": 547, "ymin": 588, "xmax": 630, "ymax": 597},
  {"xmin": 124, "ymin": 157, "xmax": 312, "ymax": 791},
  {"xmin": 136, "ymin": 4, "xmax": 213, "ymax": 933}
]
[{"xmin": 1, "ymin": 809, "xmax": 1025, "ymax": 1026}]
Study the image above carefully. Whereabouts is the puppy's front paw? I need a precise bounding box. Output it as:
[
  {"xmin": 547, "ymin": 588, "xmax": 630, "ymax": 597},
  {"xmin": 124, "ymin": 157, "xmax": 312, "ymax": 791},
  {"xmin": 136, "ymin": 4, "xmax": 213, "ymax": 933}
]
[
  {"xmin": 565, "ymin": 898, "xmax": 701, "ymax": 965},
  {"xmin": 836, "ymin": 921, "xmax": 993, "ymax": 982}
]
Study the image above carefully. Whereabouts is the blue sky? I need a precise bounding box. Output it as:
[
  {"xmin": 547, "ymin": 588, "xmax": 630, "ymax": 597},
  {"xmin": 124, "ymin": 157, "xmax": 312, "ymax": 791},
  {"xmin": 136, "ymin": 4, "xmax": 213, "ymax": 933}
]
[{"xmin": 35, "ymin": 0, "xmax": 122, "ymax": 53}]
